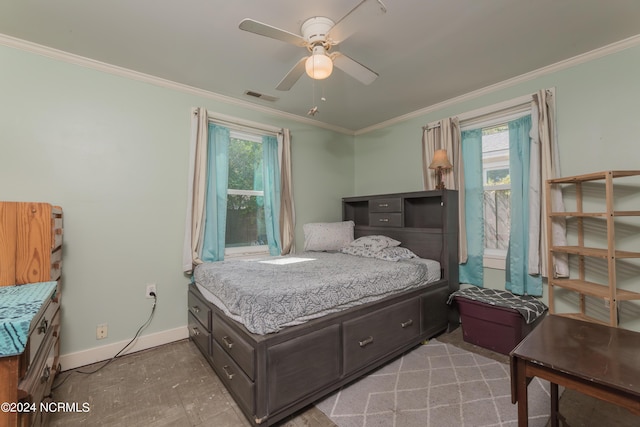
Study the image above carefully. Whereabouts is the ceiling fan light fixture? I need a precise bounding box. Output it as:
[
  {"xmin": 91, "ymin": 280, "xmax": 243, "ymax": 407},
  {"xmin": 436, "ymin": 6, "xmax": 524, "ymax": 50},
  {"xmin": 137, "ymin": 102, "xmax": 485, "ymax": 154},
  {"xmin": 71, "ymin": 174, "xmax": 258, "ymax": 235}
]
[{"xmin": 305, "ymin": 46, "xmax": 333, "ymax": 80}]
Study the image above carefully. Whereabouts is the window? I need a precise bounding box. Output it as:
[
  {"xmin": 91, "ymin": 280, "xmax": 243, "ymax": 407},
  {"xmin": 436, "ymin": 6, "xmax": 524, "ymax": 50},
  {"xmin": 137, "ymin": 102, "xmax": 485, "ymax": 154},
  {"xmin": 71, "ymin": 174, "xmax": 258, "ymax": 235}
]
[
  {"xmin": 461, "ymin": 107, "xmax": 530, "ymax": 270},
  {"xmin": 482, "ymin": 125, "xmax": 510, "ymax": 265},
  {"xmin": 225, "ymin": 130, "xmax": 268, "ymax": 256}
]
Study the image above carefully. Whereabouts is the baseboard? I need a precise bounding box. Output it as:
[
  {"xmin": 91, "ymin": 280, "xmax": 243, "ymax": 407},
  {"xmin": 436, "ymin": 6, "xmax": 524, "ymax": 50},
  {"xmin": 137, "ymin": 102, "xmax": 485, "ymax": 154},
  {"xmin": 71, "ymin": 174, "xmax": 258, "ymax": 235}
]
[{"xmin": 58, "ymin": 326, "xmax": 189, "ymax": 371}]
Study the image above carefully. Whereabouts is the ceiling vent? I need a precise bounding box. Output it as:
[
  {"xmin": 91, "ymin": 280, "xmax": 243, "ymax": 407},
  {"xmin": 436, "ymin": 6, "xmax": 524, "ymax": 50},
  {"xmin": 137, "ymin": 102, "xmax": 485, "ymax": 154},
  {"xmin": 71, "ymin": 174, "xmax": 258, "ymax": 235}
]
[{"xmin": 244, "ymin": 90, "xmax": 278, "ymax": 102}]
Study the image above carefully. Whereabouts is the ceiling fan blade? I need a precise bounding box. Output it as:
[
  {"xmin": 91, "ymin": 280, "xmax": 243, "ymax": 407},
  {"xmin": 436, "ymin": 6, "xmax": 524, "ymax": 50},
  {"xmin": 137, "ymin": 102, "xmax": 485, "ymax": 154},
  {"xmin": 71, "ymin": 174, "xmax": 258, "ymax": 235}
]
[
  {"xmin": 276, "ymin": 57, "xmax": 308, "ymax": 91},
  {"xmin": 239, "ymin": 19, "xmax": 307, "ymax": 47},
  {"xmin": 327, "ymin": 0, "xmax": 387, "ymax": 45},
  {"xmin": 332, "ymin": 53, "xmax": 378, "ymax": 85}
]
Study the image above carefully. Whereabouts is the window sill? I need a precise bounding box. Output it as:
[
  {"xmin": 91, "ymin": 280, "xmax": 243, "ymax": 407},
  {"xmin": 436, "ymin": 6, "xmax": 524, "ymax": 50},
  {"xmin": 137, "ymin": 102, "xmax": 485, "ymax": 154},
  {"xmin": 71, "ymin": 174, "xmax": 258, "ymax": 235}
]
[
  {"xmin": 225, "ymin": 246, "xmax": 271, "ymax": 260},
  {"xmin": 483, "ymin": 255, "xmax": 506, "ymax": 270}
]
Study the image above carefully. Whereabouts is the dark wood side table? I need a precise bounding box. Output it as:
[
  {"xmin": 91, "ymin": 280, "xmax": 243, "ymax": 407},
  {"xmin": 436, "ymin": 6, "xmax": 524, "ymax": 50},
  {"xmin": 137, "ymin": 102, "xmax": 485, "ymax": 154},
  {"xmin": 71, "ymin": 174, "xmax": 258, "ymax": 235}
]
[{"xmin": 510, "ymin": 314, "xmax": 640, "ymax": 426}]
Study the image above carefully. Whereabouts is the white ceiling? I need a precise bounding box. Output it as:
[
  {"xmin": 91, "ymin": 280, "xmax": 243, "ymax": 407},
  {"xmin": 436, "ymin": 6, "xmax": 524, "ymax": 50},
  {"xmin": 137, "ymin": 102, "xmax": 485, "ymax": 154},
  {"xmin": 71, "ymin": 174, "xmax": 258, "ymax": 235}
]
[{"xmin": 2, "ymin": 0, "xmax": 640, "ymax": 133}]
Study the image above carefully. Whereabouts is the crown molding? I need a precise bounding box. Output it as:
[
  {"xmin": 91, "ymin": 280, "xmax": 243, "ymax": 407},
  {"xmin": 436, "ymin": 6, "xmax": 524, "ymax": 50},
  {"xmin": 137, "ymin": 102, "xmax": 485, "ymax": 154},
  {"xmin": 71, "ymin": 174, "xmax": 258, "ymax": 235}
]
[
  {"xmin": 354, "ymin": 34, "xmax": 640, "ymax": 135},
  {"xmin": 2, "ymin": 32, "xmax": 639, "ymax": 137},
  {"xmin": 0, "ymin": 33, "xmax": 355, "ymax": 136}
]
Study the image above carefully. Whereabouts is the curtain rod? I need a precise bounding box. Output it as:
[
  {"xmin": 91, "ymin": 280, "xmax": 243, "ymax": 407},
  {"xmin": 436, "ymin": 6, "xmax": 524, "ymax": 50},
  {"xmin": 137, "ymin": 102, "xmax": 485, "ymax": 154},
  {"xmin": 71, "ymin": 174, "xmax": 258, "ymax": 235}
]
[
  {"xmin": 194, "ymin": 108, "xmax": 282, "ymax": 135},
  {"xmin": 459, "ymin": 102, "xmax": 531, "ymax": 130},
  {"xmin": 423, "ymin": 92, "xmax": 535, "ymax": 131}
]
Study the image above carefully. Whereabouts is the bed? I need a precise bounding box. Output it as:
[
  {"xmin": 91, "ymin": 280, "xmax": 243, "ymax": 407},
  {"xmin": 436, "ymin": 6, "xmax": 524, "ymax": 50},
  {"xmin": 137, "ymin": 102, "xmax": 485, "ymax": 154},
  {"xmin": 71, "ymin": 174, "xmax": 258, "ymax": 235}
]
[{"xmin": 187, "ymin": 190, "xmax": 459, "ymax": 426}]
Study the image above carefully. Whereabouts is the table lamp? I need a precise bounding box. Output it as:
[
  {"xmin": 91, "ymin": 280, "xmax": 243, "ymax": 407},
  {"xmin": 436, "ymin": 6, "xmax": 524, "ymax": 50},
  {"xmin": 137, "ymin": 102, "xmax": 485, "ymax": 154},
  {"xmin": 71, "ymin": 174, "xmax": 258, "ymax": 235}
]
[{"xmin": 429, "ymin": 149, "xmax": 453, "ymax": 190}]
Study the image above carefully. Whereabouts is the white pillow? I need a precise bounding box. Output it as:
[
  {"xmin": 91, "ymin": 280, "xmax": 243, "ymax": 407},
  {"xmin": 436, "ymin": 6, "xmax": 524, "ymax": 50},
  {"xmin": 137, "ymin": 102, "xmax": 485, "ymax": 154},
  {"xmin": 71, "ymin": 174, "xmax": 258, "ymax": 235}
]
[
  {"xmin": 348, "ymin": 235, "xmax": 401, "ymax": 252},
  {"xmin": 303, "ymin": 221, "xmax": 355, "ymax": 251}
]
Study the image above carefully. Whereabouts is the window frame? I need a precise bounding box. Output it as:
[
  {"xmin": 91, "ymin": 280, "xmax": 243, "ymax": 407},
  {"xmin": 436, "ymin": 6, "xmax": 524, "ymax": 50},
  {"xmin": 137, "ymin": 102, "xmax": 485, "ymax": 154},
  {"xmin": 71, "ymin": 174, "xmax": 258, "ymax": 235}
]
[{"xmin": 460, "ymin": 106, "xmax": 532, "ymax": 270}]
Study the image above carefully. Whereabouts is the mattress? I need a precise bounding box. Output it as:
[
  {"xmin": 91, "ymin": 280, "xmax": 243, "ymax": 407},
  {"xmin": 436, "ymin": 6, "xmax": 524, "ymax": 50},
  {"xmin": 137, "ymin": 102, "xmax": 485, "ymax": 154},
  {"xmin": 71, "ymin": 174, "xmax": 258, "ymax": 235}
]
[{"xmin": 194, "ymin": 251, "xmax": 441, "ymax": 335}]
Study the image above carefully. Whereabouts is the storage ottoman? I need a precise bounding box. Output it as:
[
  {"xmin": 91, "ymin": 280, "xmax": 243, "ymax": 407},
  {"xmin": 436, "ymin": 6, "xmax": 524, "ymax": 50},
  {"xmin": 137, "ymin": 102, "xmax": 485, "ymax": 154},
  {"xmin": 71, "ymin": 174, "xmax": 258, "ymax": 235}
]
[{"xmin": 447, "ymin": 288, "xmax": 548, "ymax": 355}]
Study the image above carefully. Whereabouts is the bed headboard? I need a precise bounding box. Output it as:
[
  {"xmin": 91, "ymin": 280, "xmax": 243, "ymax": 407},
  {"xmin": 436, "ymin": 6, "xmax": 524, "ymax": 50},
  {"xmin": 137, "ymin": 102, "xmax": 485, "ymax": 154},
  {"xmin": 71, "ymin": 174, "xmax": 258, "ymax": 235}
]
[{"xmin": 343, "ymin": 190, "xmax": 459, "ymax": 292}]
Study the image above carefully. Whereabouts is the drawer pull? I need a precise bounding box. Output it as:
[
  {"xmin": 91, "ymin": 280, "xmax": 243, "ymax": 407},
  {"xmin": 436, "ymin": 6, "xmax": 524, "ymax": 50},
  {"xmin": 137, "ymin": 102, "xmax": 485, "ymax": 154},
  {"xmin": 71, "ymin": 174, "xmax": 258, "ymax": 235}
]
[
  {"xmin": 190, "ymin": 327, "xmax": 201, "ymax": 336},
  {"xmin": 38, "ymin": 319, "xmax": 49, "ymax": 334},
  {"xmin": 190, "ymin": 305, "xmax": 201, "ymax": 314},
  {"xmin": 222, "ymin": 336, "xmax": 234, "ymax": 349},
  {"xmin": 378, "ymin": 203, "xmax": 389, "ymax": 207},
  {"xmin": 359, "ymin": 336, "xmax": 374, "ymax": 347},
  {"xmin": 40, "ymin": 366, "xmax": 51, "ymax": 384},
  {"xmin": 222, "ymin": 365, "xmax": 235, "ymax": 380},
  {"xmin": 378, "ymin": 218, "xmax": 390, "ymax": 222},
  {"xmin": 401, "ymin": 319, "xmax": 414, "ymax": 328}
]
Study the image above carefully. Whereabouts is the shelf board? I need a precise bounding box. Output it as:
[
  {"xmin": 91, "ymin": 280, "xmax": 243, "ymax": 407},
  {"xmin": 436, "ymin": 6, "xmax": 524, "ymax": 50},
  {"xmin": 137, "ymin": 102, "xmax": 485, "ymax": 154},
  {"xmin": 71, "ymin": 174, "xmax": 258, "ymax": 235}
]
[
  {"xmin": 550, "ymin": 279, "xmax": 611, "ymax": 298},
  {"xmin": 549, "ymin": 210, "xmax": 640, "ymax": 218},
  {"xmin": 549, "ymin": 211, "xmax": 607, "ymax": 218},
  {"xmin": 549, "ymin": 211, "xmax": 640, "ymax": 218},
  {"xmin": 617, "ymin": 288, "xmax": 640, "ymax": 301},
  {"xmin": 547, "ymin": 170, "xmax": 640, "ymax": 184},
  {"xmin": 550, "ymin": 279, "xmax": 640, "ymax": 301},
  {"xmin": 551, "ymin": 245, "xmax": 640, "ymax": 259}
]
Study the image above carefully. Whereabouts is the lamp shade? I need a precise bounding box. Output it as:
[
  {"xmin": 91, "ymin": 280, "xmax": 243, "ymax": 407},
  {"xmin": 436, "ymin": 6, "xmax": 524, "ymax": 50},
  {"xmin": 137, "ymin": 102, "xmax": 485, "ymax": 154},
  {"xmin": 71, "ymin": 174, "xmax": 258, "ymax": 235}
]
[
  {"xmin": 305, "ymin": 46, "xmax": 333, "ymax": 80},
  {"xmin": 429, "ymin": 149, "xmax": 453, "ymax": 170}
]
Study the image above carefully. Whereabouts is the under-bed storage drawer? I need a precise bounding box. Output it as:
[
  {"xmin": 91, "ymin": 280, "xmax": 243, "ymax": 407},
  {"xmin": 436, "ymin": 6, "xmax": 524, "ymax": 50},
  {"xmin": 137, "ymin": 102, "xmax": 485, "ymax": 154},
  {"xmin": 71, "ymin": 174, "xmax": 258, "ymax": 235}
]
[
  {"xmin": 188, "ymin": 288, "xmax": 210, "ymax": 331},
  {"xmin": 188, "ymin": 313, "xmax": 210, "ymax": 356},
  {"xmin": 267, "ymin": 324, "xmax": 341, "ymax": 412},
  {"xmin": 212, "ymin": 340, "xmax": 254, "ymax": 415},
  {"xmin": 343, "ymin": 298, "xmax": 420, "ymax": 374},
  {"xmin": 212, "ymin": 314, "xmax": 255, "ymax": 380}
]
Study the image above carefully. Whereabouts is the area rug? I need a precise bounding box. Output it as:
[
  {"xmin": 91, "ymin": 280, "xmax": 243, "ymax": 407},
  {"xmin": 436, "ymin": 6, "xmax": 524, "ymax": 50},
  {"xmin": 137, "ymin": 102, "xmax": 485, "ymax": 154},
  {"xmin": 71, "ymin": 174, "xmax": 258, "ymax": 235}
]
[{"xmin": 316, "ymin": 339, "xmax": 552, "ymax": 427}]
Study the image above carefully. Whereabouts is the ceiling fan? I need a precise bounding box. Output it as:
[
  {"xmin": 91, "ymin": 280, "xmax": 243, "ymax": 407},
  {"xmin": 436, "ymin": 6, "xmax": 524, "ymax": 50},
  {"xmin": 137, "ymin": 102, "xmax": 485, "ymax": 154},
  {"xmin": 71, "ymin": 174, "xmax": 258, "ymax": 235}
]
[{"xmin": 239, "ymin": 0, "xmax": 387, "ymax": 91}]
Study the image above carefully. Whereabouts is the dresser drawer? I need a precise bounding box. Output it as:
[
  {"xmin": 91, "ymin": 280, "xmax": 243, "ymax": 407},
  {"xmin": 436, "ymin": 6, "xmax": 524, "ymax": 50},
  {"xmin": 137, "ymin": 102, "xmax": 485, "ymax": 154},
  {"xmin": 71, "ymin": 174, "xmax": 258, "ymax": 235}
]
[
  {"xmin": 19, "ymin": 308, "xmax": 60, "ymax": 399},
  {"xmin": 212, "ymin": 314, "xmax": 255, "ymax": 380},
  {"xmin": 369, "ymin": 198, "xmax": 401, "ymax": 213},
  {"xmin": 27, "ymin": 287, "xmax": 60, "ymax": 367},
  {"xmin": 212, "ymin": 340, "xmax": 255, "ymax": 415},
  {"xmin": 188, "ymin": 313, "xmax": 210, "ymax": 356},
  {"xmin": 188, "ymin": 289, "xmax": 210, "ymax": 332},
  {"xmin": 17, "ymin": 327, "xmax": 60, "ymax": 427},
  {"xmin": 369, "ymin": 212, "xmax": 402, "ymax": 227},
  {"xmin": 343, "ymin": 298, "xmax": 420, "ymax": 374}
]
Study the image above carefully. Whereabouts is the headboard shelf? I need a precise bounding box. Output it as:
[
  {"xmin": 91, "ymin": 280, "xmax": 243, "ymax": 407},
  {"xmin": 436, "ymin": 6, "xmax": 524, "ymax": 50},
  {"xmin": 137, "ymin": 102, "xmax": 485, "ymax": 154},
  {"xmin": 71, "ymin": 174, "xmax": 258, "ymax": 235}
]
[{"xmin": 343, "ymin": 190, "xmax": 459, "ymax": 291}]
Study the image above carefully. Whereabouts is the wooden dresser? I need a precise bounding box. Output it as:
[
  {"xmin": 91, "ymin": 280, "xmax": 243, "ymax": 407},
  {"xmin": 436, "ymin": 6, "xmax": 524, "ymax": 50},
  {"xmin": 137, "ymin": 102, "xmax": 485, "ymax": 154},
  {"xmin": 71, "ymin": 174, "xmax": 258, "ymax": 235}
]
[{"xmin": 0, "ymin": 202, "xmax": 63, "ymax": 427}]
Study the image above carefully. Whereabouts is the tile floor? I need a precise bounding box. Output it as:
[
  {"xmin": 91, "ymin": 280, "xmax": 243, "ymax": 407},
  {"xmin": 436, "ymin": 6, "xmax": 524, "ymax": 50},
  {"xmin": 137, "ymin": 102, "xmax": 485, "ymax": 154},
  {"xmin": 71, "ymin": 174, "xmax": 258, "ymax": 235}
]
[{"xmin": 47, "ymin": 328, "xmax": 638, "ymax": 426}]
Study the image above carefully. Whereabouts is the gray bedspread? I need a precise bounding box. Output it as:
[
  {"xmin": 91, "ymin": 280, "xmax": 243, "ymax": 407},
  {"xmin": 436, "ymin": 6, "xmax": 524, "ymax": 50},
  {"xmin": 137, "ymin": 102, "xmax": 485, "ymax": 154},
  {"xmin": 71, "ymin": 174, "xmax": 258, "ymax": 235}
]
[{"xmin": 193, "ymin": 251, "xmax": 441, "ymax": 335}]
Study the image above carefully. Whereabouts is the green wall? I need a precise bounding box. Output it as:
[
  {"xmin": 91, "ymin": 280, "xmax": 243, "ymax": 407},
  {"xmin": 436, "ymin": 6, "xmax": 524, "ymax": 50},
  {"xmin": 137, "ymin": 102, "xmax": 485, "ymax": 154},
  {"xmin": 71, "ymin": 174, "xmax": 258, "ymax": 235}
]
[
  {"xmin": 354, "ymin": 43, "xmax": 640, "ymax": 330},
  {"xmin": 0, "ymin": 44, "xmax": 354, "ymax": 356}
]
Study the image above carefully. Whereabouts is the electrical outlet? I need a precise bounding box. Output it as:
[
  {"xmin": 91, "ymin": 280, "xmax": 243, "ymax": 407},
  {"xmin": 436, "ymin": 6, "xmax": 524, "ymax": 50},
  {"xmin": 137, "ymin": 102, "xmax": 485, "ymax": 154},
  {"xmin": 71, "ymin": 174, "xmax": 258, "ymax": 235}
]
[
  {"xmin": 604, "ymin": 298, "xmax": 610, "ymax": 308},
  {"xmin": 146, "ymin": 283, "xmax": 157, "ymax": 299},
  {"xmin": 96, "ymin": 323, "xmax": 108, "ymax": 340}
]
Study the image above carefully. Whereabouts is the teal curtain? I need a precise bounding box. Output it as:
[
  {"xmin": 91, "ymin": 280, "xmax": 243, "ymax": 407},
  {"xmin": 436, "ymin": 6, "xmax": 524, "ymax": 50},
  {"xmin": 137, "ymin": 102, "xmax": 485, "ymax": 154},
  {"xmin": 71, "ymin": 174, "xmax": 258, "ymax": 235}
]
[
  {"xmin": 202, "ymin": 124, "xmax": 230, "ymax": 262},
  {"xmin": 505, "ymin": 115, "xmax": 543, "ymax": 296},
  {"xmin": 459, "ymin": 128, "xmax": 484, "ymax": 286},
  {"xmin": 262, "ymin": 135, "xmax": 282, "ymax": 255}
]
